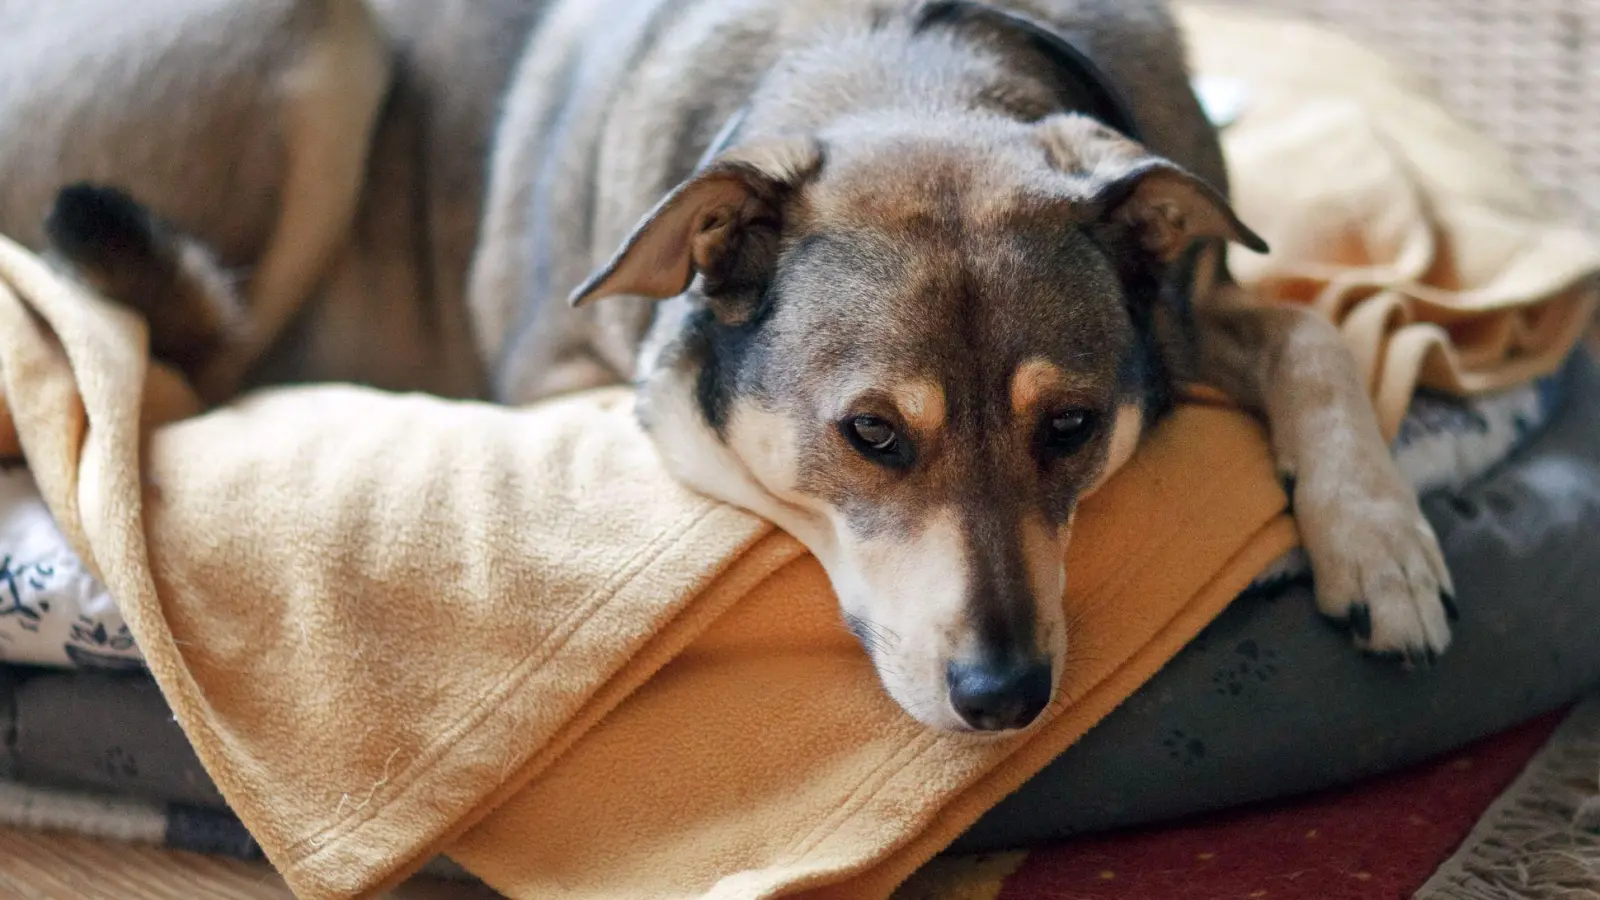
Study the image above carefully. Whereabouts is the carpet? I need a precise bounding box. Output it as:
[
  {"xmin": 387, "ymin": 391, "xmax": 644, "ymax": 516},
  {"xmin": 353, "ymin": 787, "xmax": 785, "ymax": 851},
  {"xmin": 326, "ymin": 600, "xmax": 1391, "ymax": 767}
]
[{"xmin": 897, "ymin": 698, "xmax": 1600, "ymax": 899}]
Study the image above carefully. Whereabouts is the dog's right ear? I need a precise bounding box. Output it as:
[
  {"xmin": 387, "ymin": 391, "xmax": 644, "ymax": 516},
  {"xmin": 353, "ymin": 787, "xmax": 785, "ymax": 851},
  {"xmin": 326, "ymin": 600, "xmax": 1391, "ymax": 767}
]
[
  {"xmin": 1035, "ymin": 114, "xmax": 1267, "ymax": 263},
  {"xmin": 569, "ymin": 136, "xmax": 820, "ymax": 317}
]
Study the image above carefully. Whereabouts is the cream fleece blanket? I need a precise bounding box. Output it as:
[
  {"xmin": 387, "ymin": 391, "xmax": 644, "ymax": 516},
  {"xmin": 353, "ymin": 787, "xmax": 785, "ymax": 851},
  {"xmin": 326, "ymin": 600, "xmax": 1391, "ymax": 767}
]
[
  {"xmin": 0, "ymin": 6, "xmax": 1591, "ymax": 900},
  {"xmin": 1186, "ymin": 4, "xmax": 1600, "ymax": 437}
]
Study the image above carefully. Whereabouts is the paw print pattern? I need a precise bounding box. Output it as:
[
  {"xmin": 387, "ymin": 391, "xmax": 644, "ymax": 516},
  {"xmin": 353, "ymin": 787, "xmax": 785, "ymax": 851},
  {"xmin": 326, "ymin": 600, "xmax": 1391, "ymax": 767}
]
[
  {"xmin": 70, "ymin": 617, "xmax": 135, "ymax": 651},
  {"xmin": 1210, "ymin": 639, "xmax": 1281, "ymax": 697},
  {"xmin": 103, "ymin": 746, "xmax": 139, "ymax": 780},
  {"xmin": 1161, "ymin": 729, "xmax": 1208, "ymax": 766}
]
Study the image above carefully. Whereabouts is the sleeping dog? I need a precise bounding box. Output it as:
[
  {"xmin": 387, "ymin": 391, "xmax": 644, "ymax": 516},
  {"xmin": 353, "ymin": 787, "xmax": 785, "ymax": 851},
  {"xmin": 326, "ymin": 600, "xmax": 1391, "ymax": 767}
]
[{"xmin": 3, "ymin": 0, "xmax": 1454, "ymax": 733}]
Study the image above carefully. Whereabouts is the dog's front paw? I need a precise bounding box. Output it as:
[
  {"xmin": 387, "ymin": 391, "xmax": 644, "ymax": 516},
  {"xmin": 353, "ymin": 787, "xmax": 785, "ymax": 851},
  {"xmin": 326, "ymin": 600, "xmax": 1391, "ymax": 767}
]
[{"xmin": 1291, "ymin": 465, "xmax": 1456, "ymax": 665}]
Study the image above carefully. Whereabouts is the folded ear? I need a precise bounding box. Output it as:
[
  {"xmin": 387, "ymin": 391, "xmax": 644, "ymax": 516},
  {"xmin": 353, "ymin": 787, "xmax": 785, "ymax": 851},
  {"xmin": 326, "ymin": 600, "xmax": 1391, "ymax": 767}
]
[
  {"xmin": 569, "ymin": 137, "xmax": 821, "ymax": 316},
  {"xmin": 1036, "ymin": 113, "xmax": 1267, "ymax": 262}
]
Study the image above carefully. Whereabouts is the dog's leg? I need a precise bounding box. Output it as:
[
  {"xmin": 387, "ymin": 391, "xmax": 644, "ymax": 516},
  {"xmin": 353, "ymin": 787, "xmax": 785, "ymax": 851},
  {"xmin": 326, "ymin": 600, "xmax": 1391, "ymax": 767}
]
[
  {"xmin": 191, "ymin": 0, "xmax": 391, "ymax": 402},
  {"xmin": 1197, "ymin": 287, "xmax": 1455, "ymax": 663}
]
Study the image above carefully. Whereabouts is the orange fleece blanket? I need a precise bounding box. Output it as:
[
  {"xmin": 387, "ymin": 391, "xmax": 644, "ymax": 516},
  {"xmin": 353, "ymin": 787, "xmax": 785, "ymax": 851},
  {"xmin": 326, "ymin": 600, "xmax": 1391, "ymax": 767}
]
[{"xmin": 0, "ymin": 6, "xmax": 1592, "ymax": 899}]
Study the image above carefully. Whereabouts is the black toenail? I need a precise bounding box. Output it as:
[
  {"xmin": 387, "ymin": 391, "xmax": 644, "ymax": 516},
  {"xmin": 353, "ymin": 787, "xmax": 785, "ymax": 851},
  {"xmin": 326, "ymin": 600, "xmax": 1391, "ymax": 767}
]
[
  {"xmin": 1348, "ymin": 604, "xmax": 1372, "ymax": 640},
  {"xmin": 1448, "ymin": 496, "xmax": 1480, "ymax": 519},
  {"xmin": 1440, "ymin": 592, "xmax": 1460, "ymax": 622}
]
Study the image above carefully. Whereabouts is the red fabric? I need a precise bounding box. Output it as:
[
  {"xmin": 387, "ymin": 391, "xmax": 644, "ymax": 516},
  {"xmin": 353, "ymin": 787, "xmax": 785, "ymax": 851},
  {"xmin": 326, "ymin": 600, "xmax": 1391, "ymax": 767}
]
[{"xmin": 999, "ymin": 712, "xmax": 1564, "ymax": 900}]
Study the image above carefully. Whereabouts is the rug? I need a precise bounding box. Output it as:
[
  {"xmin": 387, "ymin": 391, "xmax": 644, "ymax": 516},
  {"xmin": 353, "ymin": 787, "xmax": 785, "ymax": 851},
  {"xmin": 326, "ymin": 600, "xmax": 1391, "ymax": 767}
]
[
  {"xmin": 896, "ymin": 696, "xmax": 1600, "ymax": 899},
  {"xmin": 1416, "ymin": 699, "xmax": 1600, "ymax": 900}
]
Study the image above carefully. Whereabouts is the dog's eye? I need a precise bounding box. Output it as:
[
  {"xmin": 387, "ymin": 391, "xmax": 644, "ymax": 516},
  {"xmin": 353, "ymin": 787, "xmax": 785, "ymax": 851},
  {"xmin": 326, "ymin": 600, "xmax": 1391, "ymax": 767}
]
[
  {"xmin": 851, "ymin": 416, "xmax": 897, "ymax": 451},
  {"xmin": 843, "ymin": 415, "xmax": 912, "ymax": 467},
  {"xmin": 1042, "ymin": 408, "xmax": 1098, "ymax": 457}
]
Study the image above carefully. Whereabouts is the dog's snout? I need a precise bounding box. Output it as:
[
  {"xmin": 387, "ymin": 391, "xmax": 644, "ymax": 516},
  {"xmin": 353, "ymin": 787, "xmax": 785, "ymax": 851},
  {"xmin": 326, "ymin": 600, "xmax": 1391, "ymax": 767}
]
[{"xmin": 945, "ymin": 657, "xmax": 1053, "ymax": 732}]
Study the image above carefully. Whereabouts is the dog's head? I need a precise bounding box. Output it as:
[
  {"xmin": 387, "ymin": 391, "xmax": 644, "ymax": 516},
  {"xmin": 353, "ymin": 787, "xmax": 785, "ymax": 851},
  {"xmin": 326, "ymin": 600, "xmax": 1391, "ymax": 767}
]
[{"xmin": 574, "ymin": 109, "xmax": 1262, "ymax": 732}]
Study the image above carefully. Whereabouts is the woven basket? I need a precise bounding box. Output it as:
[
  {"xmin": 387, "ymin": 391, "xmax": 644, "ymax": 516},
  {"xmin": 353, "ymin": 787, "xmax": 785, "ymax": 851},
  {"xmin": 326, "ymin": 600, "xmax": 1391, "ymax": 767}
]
[{"xmin": 1235, "ymin": 0, "xmax": 1600, "ymax": 231}]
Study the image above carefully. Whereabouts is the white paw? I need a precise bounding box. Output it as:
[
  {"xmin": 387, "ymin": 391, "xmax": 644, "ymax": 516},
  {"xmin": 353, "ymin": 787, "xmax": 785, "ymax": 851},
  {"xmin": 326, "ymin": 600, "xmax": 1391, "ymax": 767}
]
[{"xmin": 1288, "ymin": 469, "xmax": 1457, "ymax": 665}]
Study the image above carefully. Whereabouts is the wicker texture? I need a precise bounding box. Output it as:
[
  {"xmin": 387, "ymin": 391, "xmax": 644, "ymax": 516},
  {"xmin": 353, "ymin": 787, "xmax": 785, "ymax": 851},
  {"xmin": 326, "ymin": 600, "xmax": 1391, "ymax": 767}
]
[{"xmin": 1236, "ymin": 0, "xmax": 1600, "ymax": 230}]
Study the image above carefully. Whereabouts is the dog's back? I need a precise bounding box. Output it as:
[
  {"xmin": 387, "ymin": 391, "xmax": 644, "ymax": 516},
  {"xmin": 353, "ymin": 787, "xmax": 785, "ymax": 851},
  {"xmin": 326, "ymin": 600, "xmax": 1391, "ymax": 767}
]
[{"xmin": 5, "ymin": 0, "xmax": 1219, "ymax": 401}]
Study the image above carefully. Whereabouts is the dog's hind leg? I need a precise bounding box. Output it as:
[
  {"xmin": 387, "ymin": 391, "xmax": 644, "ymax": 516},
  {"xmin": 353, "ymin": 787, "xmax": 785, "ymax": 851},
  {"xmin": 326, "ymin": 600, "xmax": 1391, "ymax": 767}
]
[
  {"xmin": 1196, "ymin": 286, "xmax": 1455, "ymax": 665},
  {"xmin": 191, "ymin": 0, "xmax": 392, "ymax": 402}
]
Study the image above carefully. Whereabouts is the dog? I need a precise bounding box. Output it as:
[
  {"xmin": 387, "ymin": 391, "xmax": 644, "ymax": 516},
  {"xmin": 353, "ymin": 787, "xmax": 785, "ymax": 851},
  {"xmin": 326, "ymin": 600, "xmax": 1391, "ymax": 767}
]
[{"xmin": 2, "ymin": 0, "xmax": 1455, "ymax": 734}]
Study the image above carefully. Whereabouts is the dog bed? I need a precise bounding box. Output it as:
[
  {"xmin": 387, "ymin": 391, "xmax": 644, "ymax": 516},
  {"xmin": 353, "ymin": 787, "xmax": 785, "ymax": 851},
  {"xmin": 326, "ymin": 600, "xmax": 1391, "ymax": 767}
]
[{"xmin": 0, "ymin": 351, "xmax": 1589, "ymax": 873}]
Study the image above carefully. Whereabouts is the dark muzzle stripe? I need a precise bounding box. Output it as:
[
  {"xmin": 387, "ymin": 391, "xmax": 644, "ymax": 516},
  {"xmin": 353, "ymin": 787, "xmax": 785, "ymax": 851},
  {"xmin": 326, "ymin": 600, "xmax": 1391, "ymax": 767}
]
[{"xmin": 960, "ymin": 508, "xmax": 1041, "ymax": 659}]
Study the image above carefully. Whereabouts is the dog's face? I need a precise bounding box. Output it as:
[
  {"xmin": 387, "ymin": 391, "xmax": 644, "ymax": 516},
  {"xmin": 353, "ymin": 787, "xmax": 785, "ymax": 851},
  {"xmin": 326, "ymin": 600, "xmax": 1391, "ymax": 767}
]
[{"xmin": 575, "ymin": 113, "xmax": 1262, "ymax": 732}]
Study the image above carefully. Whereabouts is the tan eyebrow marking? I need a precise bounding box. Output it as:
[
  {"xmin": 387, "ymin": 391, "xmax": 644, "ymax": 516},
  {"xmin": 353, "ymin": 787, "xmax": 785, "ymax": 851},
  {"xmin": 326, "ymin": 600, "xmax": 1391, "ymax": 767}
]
[
  {"xmin": 893, "ymin": 380, "xmax": 946, "ymax": 433},
  {"xmin": 1010, "ymin": 357, "xmax": 1069, "ymax": 417}
]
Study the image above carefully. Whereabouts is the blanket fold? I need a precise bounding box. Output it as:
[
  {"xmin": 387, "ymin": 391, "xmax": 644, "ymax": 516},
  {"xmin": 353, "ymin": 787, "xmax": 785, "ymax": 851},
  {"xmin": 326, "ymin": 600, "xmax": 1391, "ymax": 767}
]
[
  {"xmin": 0, "ymin": 6, "xmax": 1590, "ymax": 900},
  {"xmin": 1184, "ymin": 4, "xmax": 1600, "ymax": 437}
]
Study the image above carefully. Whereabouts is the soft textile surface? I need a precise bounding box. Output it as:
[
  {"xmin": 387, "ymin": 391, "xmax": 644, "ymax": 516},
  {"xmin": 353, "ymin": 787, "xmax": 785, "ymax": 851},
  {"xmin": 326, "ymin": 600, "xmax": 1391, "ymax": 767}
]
[
  {"xmin": 992, "ymin": 713, "xmax": 1566, "ymax": 900},
  {"xmin": 0, "ymin": 465, "xmax": 141, "ymax": 670},
  {"xmin": 1238, "ymin": 0, "xmax": 1600, "ymax": 233},
  {"xmin": 7, "ymin": 672, "xmax": 224, "ymax": 810},
  {"xmin": 0, "ymin": 227, "xmax": 1292, "ymax": 900},
  {"xmin": 5, "ymin": 353, "xmax": 1596, "ymax": 877},
  {"xmin": 1416, "ymin": 698, "xmax": 1600, "ymax": 900},
  {"xmin": 1183, "ymin": 3, "xmax": 1600, "ymax": 437}
]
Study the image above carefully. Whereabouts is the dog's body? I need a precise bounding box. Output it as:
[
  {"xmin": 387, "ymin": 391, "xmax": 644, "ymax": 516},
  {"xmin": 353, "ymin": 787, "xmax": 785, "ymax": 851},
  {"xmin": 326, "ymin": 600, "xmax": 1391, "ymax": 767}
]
[
  {"xmin": 3, "ymin": 0, "xmax": 1455, "ymax": 733},
  {"xmin": 0, "ymin": 0, "xmax": 540, "ymax": 398}
]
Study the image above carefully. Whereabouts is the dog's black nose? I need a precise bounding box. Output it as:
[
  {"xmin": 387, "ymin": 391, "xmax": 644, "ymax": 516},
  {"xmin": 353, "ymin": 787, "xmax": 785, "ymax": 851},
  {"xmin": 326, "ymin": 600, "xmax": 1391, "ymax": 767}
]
[{"xmin": 946, "ymin": 657, "xmax": 1053, "ymax": 731}]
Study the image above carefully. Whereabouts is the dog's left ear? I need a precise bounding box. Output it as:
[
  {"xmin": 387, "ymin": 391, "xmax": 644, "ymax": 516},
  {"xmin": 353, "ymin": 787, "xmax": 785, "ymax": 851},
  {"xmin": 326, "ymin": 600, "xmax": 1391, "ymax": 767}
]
[
  {"xmin": 570, "ymin": 136, "xmax": 821, "ymax": 315},
  {"xmin": 1036, "ymin": 113, "xmax": 1267, "ymax": 262}
]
